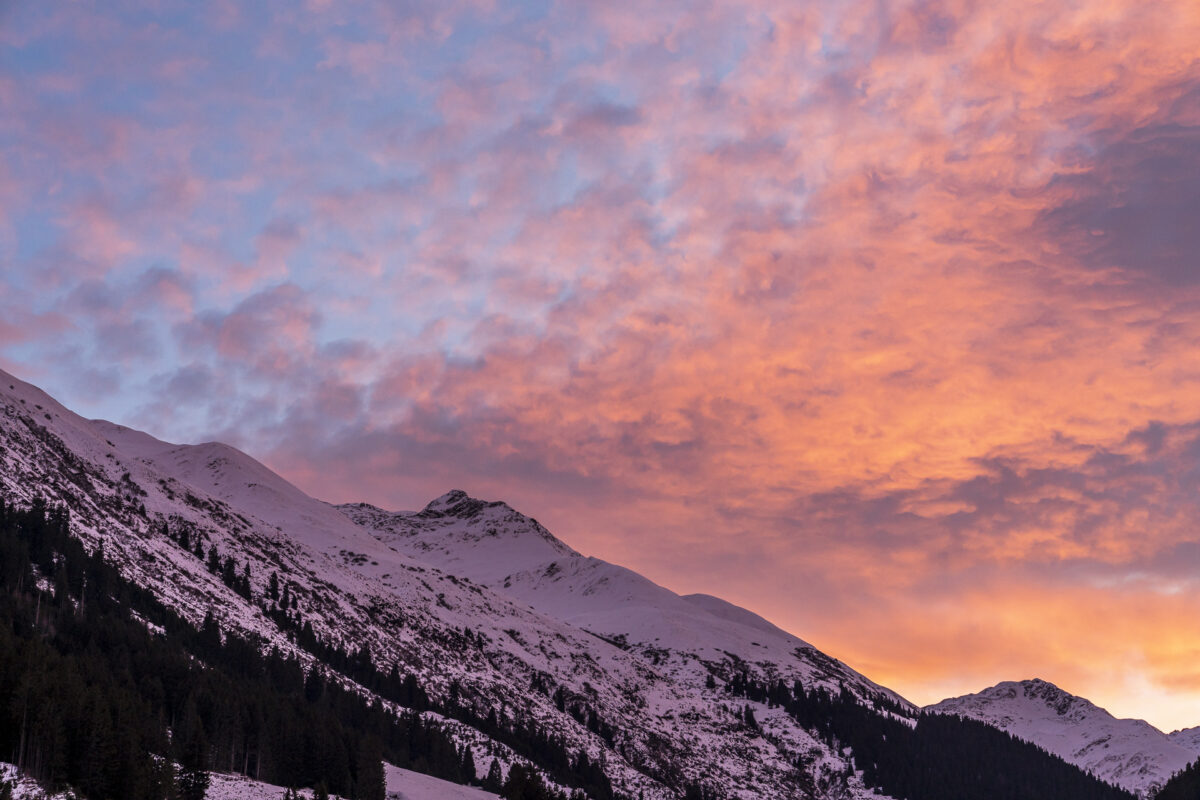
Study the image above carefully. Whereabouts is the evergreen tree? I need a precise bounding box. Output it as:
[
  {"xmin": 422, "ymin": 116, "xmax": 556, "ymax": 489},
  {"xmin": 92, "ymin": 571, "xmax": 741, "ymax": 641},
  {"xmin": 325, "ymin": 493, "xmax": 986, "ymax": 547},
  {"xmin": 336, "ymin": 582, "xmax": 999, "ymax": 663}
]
[
  {"xmin": 742, "ymin": 704, "xmax": 757, "ymax": 729},
  {"xmin": 1153, "ymin": 758, "xmax": 1200, "ymax": 799},
  {"xmin": 177, "ymin": 699, "xmax": 210, "ymax": 800},
  {"xmin": 461, "ymin": 746, "xmax": 477, "ymax": 785},
  {"xmin": 81, "ymin": 696, "xmax": 118, "ymax": 799},
  {"xmin": 484, "ymin": 759, "xmax": 504, "ymax": 792},
  {"xmin": 355, "ymin": 736, "xmax": 386, "ymax": 800}
]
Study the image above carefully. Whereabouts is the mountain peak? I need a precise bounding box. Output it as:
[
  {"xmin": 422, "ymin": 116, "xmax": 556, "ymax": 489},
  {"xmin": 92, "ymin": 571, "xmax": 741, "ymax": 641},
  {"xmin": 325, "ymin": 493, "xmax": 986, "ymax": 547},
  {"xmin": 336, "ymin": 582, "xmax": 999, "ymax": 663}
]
[
  {"xmin": 420, "ymin": 489, "xmax": 506, "ymax": 519},
  {"xmin": 992, "ymin": 678, "xmax": 1083, "ymax": 715},
  {"xmin": 929, "ymin": 678, "xmax": 1196, "ymax": 796},
  {"xmin": 339, "ymin": 490, "xmax": 580, "ymax": 585}
]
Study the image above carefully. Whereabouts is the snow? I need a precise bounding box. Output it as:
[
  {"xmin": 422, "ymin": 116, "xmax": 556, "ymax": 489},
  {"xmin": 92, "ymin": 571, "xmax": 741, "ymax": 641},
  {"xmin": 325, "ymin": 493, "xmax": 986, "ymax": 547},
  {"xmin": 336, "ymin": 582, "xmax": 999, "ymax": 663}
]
[
  {"xmin": 0, "ymin": 367, "xmax": 1035, "ymax": 800},
  {"xmin": 167, "ymin": 763, "xmax": 498, "ymax": 800},
  {"xmin": 1168, "ymin": 725, "xmax": 1200, "ymax": 754},
  {"xmin": 206, "ymin": 771, "xmax": 344, "ymax": 800},
  {"xmin": 0, "ymin": 761, "xmax": 498, "ymax": 800},
  {"xmin": 0, "ymin": 763, "xmax": 74, "ymax": 800},
  {"xmin": 928, "ymin": 678, "xmax": 1197, "ymax": 797},
  {"xmin": 15, "ymin": 364, "xmax": 1200, "ymax": 798},
  {"xmin": 384, "ymin": 764, "xmax": 499, "ymax": 800},
  {"xmin": 339, "ymin": 498, "xmax": 909, "ymax": 709}
]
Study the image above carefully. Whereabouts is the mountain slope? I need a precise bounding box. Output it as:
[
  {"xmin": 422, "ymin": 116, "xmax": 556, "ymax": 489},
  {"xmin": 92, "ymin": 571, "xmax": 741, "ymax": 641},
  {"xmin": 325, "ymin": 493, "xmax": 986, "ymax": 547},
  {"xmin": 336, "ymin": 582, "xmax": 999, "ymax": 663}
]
[
  {"xmin": 340, "ymin": 495, "xmax": 908, "ymax": 707},
  {"xmin": 0, "ymin": 369, "xmax": 882, "ymax": 799},
  {"xmin": 928, "ymin": 679, "xmax": 1200, "ymax": 797},
  {"xmin": 0, "ymin": 367, "xmax": 1156, "ymax": 800},
  {"xmin": 1168, "ymin": 726, "xmax": 1200, "ymax": 752}
]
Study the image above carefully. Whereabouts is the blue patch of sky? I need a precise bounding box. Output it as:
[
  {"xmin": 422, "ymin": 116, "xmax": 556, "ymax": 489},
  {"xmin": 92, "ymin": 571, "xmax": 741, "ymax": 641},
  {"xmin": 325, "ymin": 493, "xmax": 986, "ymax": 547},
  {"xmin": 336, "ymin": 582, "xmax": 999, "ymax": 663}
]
[
  {"xmin": 11, "ymin": 210, "xmax": 60, "ymax": 269},
  {"xmin": 0, "ymin": 34, "xmax": 64, "ymax": 76},
  {"xmin": 709, "ymin": 20, "xmax": 752, "ymax": 84}
]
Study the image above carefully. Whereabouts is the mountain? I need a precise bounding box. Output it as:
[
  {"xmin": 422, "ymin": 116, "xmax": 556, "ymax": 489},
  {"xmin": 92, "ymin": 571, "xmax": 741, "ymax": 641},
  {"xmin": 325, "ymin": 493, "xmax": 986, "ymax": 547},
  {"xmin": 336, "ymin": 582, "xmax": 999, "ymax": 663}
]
[
  {"xmin": 928, "ymin": 678, "xmax": 1200, "ymax": 796},
  {"xmin": 339, "ymin": 495, "xmax": 902, "ymax": 698},
  {"xmin": 1168, "ymin": 725, "xmax": 1200, "ymax": 753},
  {"xmin": 0, "ymin": 367, "xmax": 1147, "ymax": 800},
  {"xmin": 0, "ymin": 368, "xmax": 884, "ymax": 798}
]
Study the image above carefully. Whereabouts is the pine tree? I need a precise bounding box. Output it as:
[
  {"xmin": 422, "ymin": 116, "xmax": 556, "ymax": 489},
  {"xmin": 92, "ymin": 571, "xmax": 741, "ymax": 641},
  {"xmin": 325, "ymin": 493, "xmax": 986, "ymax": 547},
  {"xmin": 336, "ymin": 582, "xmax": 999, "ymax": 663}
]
[
  {"xmin": 177, "ymin": 699, "xmax": 210, "ymax": 800},
  {"xmin": 484, "ymin": 759, "xmax": 504, "ymax": 792},
  {"xmin": 222, "ymin": 555, "xmax": 237, "ymax": 587},
  {"xmin": 355, "ymin": 736, "xmax": 386, "ymax": 800},
  {"xmin": 743, "ymin": 704, "xmax": 757, "ymax": 729},
  {"xmin": 81, "ymin": 695, "xmax": 118, "ymax": 799},
  {"xmin": 461, "ymin": 745, "xmax": 477, "ymax": 785}
]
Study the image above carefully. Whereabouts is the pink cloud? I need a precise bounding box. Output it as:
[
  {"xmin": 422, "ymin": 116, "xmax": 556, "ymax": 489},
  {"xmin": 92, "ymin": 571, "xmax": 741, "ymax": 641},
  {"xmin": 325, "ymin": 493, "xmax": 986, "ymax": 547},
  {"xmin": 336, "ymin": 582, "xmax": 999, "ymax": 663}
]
[{"xmin": 6, "ymin": 0, "xmax": 1200, "ymax": 730}]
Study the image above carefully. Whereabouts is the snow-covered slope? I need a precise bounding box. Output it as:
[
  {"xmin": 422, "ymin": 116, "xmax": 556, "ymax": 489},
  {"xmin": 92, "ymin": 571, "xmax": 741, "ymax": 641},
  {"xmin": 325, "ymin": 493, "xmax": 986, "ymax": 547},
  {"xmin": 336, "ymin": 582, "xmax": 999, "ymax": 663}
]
[
  {"xmin": 2, "ymin": 761, "xmax": 74, "ymax": 800},
  {"xmin": 928, "ymin": 679, "xmax": 1200, "ymax": 797},
  {"xmin": 1168, "ymin": 726, "xmax": 1200, "ymax": 753},
  {"xmin": 340, "ymin": 494, "xmax": 910, "ymax": 708},
  {"xmin": 0, "ymin": 368, "xmax": 897, "ymax": 799},
  {"xmin": 164, "ymin": 761, "xmax": 500, "ymax": 800},
  {"xmin": 384, "ymin": 763, "xmax": 499, "ymax": 800}
]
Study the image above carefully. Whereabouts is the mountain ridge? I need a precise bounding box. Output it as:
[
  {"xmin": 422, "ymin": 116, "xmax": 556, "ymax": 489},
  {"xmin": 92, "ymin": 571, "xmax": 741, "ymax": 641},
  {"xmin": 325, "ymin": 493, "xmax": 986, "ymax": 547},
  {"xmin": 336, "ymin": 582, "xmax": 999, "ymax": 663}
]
[
  {"xmin": 0, "ymin": 366, "xmax": 1173, "ymax": 800},
  {"xmin": 0, "ymin": 367, "xmax": 892, "ymax": 798},
  {"xmin": 927, "ymin": 677, "xmax": 1200, "ymax": 796}
]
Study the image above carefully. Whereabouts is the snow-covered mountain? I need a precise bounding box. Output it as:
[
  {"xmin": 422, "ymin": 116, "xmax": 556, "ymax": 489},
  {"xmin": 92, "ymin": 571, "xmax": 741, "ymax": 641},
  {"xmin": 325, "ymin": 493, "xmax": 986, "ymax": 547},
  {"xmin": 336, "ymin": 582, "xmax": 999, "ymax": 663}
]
[
  {"xmin": 339, "ymin": 494, "xmax": 907, "ymax": 701},
  {"xmin": 1167, "ymin": 725, "xmax": 1200, "ymax": 755},
  {"xmin": 3, "ymin": 367, "xmax": 1184, "ymax": 800},
  {"xmin": 927, "ymin": 678, "xmax": 1200, "ymax": 797},
  {"xmin": 0, "ymin": 368, "xmax": 895, "ymax": 799}
]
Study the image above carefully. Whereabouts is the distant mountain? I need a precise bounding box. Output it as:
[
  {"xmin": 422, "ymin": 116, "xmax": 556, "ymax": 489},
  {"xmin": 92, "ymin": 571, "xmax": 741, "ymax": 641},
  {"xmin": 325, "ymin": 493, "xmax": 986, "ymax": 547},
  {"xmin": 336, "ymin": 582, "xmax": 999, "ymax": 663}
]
[
  {"xmin": 1168, "ymin": 725, "xmax": 1200, "ymax": 753},
  {"xmin": 928, "ymin": 678, "xmax": 1200, "ymax": 796}
]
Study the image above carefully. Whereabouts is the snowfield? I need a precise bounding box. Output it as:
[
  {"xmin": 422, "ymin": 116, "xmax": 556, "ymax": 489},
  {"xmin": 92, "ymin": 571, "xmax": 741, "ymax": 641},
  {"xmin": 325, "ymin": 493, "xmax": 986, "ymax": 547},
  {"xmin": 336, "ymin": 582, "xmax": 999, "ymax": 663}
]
[
  {"xmin": 2, "ymin": 761, "xmax": 499, "ymax": 800},
  {"xmin": 205, "ymin": 763, "xmax": 500, "ymax": 800},
  {"xmin": 383, "ymin": 764, "xmax": 500, "ymax": 800}
]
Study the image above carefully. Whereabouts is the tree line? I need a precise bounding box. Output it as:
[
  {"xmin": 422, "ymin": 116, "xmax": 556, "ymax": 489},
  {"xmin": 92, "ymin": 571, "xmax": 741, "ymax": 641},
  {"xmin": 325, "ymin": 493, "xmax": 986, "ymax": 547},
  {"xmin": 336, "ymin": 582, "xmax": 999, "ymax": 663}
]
[
  {"xmin": 724, "ymin": 671, "xmax": 1137, "ymax": 800},
  {"xmin": 0, "ymin": 495, "xmax": 592, "ymax": 799}
]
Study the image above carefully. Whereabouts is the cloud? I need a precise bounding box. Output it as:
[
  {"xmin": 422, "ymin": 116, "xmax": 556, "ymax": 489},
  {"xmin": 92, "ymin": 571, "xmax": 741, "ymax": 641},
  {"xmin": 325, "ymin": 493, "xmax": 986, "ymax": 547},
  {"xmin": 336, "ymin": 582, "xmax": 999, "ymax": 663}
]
[
  {"xmin": 1036, "ymin": 117, "xmax": 1200, "ymax": 287},
  {"xmin": 4, "ymin": 0, "xmax": 1200, "ymax": 730}
]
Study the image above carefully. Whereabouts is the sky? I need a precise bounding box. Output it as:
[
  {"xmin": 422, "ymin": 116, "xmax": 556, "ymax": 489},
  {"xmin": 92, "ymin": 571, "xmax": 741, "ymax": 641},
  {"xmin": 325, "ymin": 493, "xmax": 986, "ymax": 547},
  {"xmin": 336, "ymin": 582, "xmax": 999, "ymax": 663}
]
[{"xmin": 2, "ymin": 0, "xmax": 1200, "ymax": 730}]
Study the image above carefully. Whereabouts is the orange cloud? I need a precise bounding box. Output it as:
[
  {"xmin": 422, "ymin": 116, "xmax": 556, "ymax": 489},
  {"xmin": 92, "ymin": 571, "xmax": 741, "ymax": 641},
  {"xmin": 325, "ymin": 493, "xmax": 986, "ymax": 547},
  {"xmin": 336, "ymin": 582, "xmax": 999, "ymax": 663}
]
[{"xmin": 6, "ymin": 0, "xmax": 1200, "ymax": 732}]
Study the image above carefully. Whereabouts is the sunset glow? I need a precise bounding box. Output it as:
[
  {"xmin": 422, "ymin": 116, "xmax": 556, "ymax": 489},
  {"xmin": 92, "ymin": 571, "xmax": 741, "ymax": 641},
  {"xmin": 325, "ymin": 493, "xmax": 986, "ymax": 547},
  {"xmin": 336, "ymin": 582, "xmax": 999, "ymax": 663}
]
[{"xmin": 3, "ymin": 0, "xmax": 1200, "ymax": 729}]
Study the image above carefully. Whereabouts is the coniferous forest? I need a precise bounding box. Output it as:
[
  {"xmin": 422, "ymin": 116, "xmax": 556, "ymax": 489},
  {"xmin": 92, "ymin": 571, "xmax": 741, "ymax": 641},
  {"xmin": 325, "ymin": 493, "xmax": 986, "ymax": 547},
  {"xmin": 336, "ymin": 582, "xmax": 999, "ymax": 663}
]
[
  {"xmin": 0, "ymin": 491, "xmax": 1151, "ymax": 800},
  {"xmin": 0, "ymin": 495, "xmax": 593, "ymax": 800},
  {"xmin": 723, "ymin": 673, "xmax": 1138, "ymax": 800},
  {"xmin": 1156, "ymin": 758, "xmax": 1200, "ymax": 800}
]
